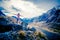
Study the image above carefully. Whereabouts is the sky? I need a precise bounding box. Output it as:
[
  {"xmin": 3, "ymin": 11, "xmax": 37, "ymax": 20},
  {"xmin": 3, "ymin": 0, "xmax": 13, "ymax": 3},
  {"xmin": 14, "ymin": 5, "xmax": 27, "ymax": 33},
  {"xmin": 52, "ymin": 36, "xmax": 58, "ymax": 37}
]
[{"xmin": 0, "ymin": 0, "xmax": 60, "ymax": 18}]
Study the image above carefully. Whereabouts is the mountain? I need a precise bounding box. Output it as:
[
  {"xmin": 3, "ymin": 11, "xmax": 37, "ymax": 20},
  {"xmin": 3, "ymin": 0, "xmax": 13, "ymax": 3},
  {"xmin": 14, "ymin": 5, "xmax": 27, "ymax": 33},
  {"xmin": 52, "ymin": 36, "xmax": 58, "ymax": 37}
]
[
  {"xmin": 45, "ymin": 6, "xmax": 60, "ymax": 32},
  {"xmin": 29, "ymin": 13, "xmax": 49, "ymax": 22},
  {"xmin": 30, "ymin": 5, "xmax": 60, "ymax": 23},
  {"xmin": 46, "ymin": 6, "xmax": 60, "ymax": 23},
  {"xmin": 0, "ymin": 11, "xmax": 5, "ymax": 16},
  {"xmin": 0, "ymin": 11, "xmax": 10, "ymax": 25},
  {"xmin": 0, "ymin": 11, "xmax": 23, "ymax": 33},
  {"xmin": 27, "ymin": 5, "xmax": 60, "ymax": 33},
  {"xmin": 0, "ymin": 11, "xmax": 18, "ymax": 25}
]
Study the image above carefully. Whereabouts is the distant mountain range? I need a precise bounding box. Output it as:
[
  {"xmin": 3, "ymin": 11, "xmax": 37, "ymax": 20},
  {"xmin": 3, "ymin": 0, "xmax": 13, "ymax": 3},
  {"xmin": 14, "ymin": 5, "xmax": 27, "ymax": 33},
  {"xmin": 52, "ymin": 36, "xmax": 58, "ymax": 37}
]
[{"xmin": 29, "ymin": 5, "xmax": 60, "ymax": 23}]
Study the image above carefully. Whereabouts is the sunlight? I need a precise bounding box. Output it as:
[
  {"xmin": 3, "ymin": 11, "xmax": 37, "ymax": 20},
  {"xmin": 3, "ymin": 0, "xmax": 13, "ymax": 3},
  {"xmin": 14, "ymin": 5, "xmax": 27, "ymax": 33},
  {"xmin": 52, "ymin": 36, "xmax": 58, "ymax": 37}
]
[{"xmin": 10, "ymin": 0, "xmax": 46, "ymax": 18}]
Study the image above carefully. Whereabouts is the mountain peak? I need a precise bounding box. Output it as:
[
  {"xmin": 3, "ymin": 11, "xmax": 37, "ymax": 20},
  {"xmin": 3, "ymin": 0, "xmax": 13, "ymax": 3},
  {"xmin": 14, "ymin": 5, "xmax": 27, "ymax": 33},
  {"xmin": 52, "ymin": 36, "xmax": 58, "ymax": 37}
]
[{"xmin": 0, "ymin": 11, "xmax": 5, "ymax": 16}]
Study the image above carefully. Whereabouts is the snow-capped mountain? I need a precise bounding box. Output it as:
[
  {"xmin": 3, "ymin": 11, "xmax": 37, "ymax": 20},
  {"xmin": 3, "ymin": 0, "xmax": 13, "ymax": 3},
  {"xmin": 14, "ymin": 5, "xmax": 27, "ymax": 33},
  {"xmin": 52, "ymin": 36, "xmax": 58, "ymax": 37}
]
[
  {"xmin": 46, "ymin": 6, "xmax": 60, "ymax": 23},
  {"xmin": 45, "ymin": 6, "xmax": 60, "ymax": 31},
  {"xmin": 31, "ymin": 13, "xmax": 48, "ymax": 22},
  {"xmin": 27, "ymin": 5, "xmax": 60, "ymax": 32},
  {"xmin": 30, "ymin": 5, "xmax": 60, "ymax": 23}
]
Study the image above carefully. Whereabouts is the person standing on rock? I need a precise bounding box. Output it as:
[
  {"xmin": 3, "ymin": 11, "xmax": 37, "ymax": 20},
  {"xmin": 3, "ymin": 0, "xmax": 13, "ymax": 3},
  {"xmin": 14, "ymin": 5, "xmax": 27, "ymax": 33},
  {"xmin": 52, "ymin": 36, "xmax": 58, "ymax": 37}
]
[{"xmin": 15, "ymin": 13, "xmax": 22, "ymax": 24}]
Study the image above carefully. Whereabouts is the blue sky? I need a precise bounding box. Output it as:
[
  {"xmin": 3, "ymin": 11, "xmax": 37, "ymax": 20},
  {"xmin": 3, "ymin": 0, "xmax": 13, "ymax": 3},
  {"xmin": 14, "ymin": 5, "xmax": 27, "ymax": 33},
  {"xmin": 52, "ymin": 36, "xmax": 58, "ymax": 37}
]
[
  {"xmin": 25, "ymin": 0, "xmax": 60, "ymax": 10},
  {"xmin": 0, "ymin": 0, "xmax": 60, "ymax": 18}
]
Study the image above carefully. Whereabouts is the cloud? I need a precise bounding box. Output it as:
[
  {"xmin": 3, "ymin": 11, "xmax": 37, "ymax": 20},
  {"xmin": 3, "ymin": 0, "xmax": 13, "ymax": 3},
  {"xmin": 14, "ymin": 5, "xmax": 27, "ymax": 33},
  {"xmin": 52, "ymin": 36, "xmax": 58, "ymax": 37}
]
[
  {"xmin": 11, "ymin": 6, "xmax": 21, "ymax": 11},
  {"xmin": 0, "ymin": 0, "xmax": 47, "ymax": 18},
  {"xmin": 24, "ymin": 0, "xmax": 60, "ymax": 11}
]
